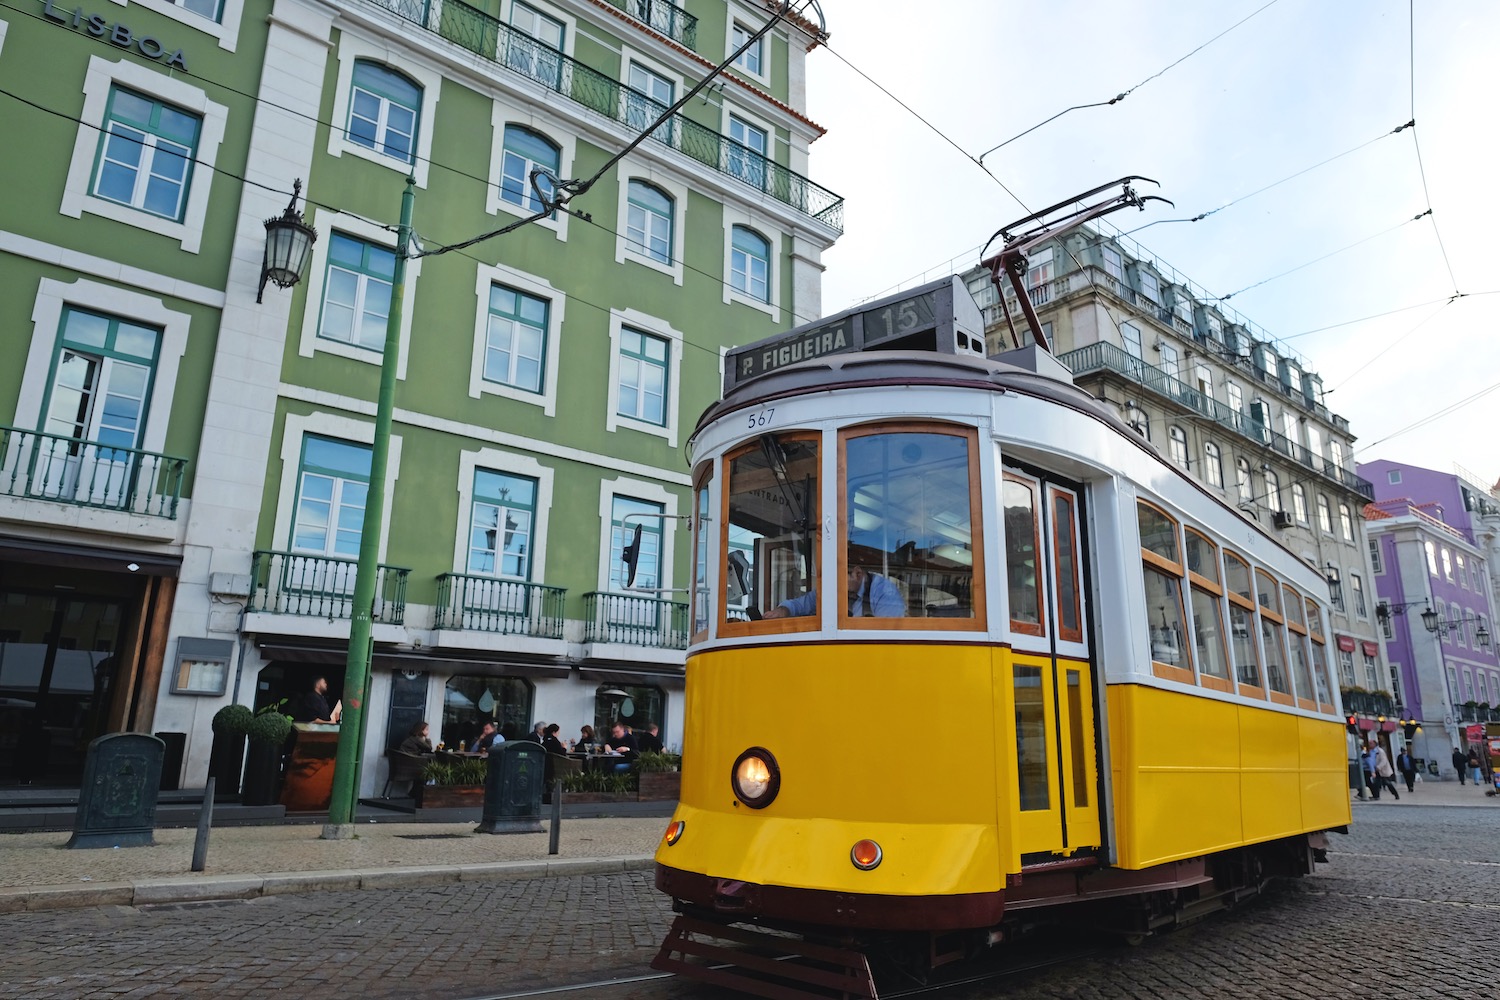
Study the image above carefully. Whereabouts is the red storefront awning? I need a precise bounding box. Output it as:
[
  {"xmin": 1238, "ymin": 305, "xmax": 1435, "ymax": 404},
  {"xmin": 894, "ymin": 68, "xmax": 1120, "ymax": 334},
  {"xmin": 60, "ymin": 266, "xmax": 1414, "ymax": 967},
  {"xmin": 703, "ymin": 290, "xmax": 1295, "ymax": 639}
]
[
  {"xmin": 1337, "ymin": 635, "xmax": 1357, "ymax": 652},
  {"xmin": 1362, "ymin": 641, "xmax": 1380, "ymax": 657}
]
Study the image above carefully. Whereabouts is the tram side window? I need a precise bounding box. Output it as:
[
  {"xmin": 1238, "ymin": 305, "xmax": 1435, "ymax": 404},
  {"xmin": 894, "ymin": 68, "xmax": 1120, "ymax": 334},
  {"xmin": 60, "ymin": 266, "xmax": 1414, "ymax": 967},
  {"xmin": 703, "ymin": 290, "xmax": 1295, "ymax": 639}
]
[
  {"xmin": 1004, "ymin": 474, "xmax": 1043, "ymax": 635},
  {"xmin": 1283, "ymin": 584, "xmax": 1316, "ymax": 706},
  {"xmin": 1185, "ymin": 530, "xmax": 1230, "ymax": 689},
  {"xmin": 1305, "ymin": 595, "xmax": 1333, "ymax": 706},
  {"xmin": 1224, "ymin": 551, "xmax": 1261, "ymax": 691},
  {"xmin": 841, "ymin": 426, "xmax": 982, "ymax": 625},
  {"xmin": 723, "ymin": 434, "xmax": 819, "ymax": 625},
  {"xmin": 1138, "ymin": 502, "xmax": 1192, "ymax": 679},
  {"xmin": 1257, "ymin": 569, "xmax": 1292, "ymax": 699},
  {"xmin": 691, "ymin": 471, "xmax": 711, "ymax": 638}
]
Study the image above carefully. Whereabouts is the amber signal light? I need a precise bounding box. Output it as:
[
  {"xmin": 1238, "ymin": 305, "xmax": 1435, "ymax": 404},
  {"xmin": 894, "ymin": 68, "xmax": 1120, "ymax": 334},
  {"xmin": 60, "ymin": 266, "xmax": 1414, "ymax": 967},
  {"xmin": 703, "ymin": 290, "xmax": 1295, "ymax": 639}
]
[
  {"xmin": 664, "ymin": 820, "xmax": 685, "ymax": 846},
  {"xmin": 850, "ymin": 839, "xmax": 882, "ymax": 870}
]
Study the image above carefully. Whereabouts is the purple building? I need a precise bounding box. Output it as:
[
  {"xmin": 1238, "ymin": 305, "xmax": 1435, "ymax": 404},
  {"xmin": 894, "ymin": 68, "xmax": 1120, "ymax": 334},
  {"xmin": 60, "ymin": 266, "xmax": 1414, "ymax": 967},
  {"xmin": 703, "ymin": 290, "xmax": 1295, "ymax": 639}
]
[{"xmin": 1359, "ymin": 460, "xmax": 1498, "ymax": 779}]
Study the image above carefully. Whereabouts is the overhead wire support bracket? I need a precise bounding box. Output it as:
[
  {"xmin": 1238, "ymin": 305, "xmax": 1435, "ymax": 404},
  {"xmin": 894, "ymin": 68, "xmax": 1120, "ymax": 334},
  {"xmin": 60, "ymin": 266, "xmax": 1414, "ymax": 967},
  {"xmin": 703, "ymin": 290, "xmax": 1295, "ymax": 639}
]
[{"xmin": 980, "ymin": 176, "xmax": 1172, "ymax": 354}]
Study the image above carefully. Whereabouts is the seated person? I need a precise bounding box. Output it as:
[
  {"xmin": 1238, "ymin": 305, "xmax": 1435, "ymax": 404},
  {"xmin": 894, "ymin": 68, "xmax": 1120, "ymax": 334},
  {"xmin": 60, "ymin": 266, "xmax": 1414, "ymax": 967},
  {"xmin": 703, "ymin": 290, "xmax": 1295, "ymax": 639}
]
[
  {"xmin": 541, "ymin": 723, "xmax": 568, "ymax": 756},
  {"xmin": 474, "ymin": 721, "xmax": 499, "ymax": 753},
  {"xmin": 605, "ymin": 722, "xmax": 639, "ymax": 764},
  {"xmin": 397, "ymin": 721, "xmax": 433, "ymax": 755},
  {"xmin": 762, "ymin": 565, "xmax": 905, "ymax": 619},
  {"xmin": 574, "ymin": 725, "xmax": 598, "ymax": 753},
  {"xmin": 636, "ymin": 723, "xmax": 664, "ymax": 754}
]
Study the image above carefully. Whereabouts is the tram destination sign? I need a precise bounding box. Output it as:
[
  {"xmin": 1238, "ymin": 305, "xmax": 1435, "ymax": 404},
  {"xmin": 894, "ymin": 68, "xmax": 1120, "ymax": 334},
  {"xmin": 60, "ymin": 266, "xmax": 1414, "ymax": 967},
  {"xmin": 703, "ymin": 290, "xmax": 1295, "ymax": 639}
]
[{"xmin": 724, "ymin": 275, "xmax": 986, "ymax": 392}]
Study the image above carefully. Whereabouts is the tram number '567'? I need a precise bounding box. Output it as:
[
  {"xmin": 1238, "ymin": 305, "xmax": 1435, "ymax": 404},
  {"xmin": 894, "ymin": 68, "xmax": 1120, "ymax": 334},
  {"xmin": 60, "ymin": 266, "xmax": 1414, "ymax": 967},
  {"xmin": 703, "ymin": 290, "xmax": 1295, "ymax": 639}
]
[{"xmin": 747, "ymin": 408, "xmax": 775, "ymax": 429}]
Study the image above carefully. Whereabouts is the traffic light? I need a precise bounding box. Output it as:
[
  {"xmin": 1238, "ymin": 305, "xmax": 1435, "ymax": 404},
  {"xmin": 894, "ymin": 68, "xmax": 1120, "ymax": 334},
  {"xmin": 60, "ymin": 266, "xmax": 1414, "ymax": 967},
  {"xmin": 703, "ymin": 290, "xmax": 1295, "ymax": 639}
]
[{"xmin": 1346, "ymin": 715, "xmax": 1358, "ymax": 734}]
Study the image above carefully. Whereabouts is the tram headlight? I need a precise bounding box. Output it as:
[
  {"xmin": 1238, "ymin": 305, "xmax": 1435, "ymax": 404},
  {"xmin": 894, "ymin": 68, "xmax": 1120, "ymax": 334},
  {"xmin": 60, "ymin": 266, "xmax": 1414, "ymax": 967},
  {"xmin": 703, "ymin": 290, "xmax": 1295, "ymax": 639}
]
[{"xmin": 731, "ymin": 747, "xmax": 780, "ymax": 809}]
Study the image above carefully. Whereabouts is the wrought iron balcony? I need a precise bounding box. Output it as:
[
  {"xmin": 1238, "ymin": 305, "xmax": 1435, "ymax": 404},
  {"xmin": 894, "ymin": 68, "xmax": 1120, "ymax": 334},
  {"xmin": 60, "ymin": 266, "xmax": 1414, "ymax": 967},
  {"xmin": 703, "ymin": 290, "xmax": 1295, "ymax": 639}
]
[
  {"xmin": 250, "ymin": 550, "xmax": 410, "ymax": 624},
  {"xmin": 583, "ymin": 591, "xmax": 689, "ymax": 649},
  {"xmin": 434, "ymin": 572, "xmax": 566, "ymax": 638},
  {"xmin": 1340, "ymin": 688, "xmax": 1396, "ymax": 717},
  {"xmin": 0, "ymin": 424, "xmax": 187, "ymax": 519},
  {"xmin": 1058, "ymin": 343, "xmax": 1375, "ymax": 500},
  {"xmin": 601, "ymin": 0, "xmax": 697, "ymax": 49},
  {"xmin": 363, "ymin": 0, "xmax": 843, "ymax": 232}
]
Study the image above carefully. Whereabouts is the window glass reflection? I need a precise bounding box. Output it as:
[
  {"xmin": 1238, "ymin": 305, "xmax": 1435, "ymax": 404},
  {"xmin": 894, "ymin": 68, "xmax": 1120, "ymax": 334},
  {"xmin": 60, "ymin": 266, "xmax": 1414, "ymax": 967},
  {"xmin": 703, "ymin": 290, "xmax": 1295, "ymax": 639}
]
[{"xmin": 725, "ymin": 435, "xmax": 818, "ymax": 623}]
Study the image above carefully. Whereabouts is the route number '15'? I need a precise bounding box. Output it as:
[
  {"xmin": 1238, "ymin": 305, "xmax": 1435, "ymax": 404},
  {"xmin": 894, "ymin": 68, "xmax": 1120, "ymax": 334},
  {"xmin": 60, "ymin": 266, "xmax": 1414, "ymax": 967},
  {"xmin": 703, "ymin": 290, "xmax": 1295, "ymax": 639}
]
[{"xmin": 747, "ymin": 408, "xmax": 775, "ymax": 429}]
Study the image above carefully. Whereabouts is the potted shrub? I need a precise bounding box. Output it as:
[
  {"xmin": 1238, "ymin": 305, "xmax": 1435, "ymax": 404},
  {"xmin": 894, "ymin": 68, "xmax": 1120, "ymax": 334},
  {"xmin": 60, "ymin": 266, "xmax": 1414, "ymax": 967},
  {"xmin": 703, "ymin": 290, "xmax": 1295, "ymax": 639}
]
[
  {"xmin": 636, "ymin": 750, "xmax": 682, "ymax": 802},
  {"xmin": 560, "ymin": 769, "xmax": 637, "ymax": 802},
  {"xmin": 417, "ymin": 757, "xmax": 488, "ymax": 809},
  {"xmin": 209, "ymin": 704, "xmax": 253, "ymax": 798},
  {"xmin": 240, "ymin": 705, "xmax": 293, "ymax": 807}
]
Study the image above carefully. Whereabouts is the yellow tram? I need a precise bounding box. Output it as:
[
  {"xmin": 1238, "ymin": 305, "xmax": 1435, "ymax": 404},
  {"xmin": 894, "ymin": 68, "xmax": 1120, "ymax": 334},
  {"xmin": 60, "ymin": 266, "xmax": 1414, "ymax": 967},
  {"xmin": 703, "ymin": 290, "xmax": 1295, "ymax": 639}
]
[{"xmin": 650, "ymin": 274, "xmax": 1351, "ymax": 997}]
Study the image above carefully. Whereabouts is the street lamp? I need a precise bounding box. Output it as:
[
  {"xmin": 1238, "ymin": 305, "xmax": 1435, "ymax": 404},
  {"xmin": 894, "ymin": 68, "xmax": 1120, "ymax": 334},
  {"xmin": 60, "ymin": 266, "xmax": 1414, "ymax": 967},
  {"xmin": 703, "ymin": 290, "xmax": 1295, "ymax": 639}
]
[
  {"xmin": 1422, "ymin": 605, "xmax": 1492, "ymax": 647},
  {"xmin": 258, "ymin": 179, "xmax": 318, "ymax": 303}
]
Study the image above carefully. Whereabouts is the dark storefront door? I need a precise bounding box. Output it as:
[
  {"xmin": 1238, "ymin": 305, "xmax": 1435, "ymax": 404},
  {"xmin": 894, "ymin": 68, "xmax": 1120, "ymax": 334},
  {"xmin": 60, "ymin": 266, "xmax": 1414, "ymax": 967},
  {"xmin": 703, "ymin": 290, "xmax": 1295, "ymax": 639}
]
[{"xmin": 0, "ymin": 591, "xmax": 128, "ymax": 786}]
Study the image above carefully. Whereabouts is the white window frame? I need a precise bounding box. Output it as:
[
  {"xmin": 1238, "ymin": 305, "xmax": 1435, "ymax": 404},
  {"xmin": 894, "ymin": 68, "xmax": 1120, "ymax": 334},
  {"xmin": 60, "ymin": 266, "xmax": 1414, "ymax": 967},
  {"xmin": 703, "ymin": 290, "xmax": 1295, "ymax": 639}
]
[
  {"xmin": 605, "ymin": 308, "xmax": 684, "ymax": 447},
  {"xmin": 326, "ymin": 33, "xmax": 441, "ymax": 188},
  {"xmin": 721, "ymin": 206, "xmax": 782, "ymax": 320},
  {"xmin": 62, "ymin": 57, "xmax": 228, "ymax": 254},
  {"xmin": 487, "ymin": 97, "xmax": 576, "ymax": 240},
  {"xmin": 614, "ymin": 162, "xmax": 687, "ymax": 284},
  {"xmin": 1168, "ymin": 426, "xmax": 1189, "ymax": 469},
  {"xmin": 274, "ymin": 412, "xmax": 401, "ymax": 566},
  {"xmin": 1369, "ymin": 537, "xmax": 1383, "ymax": 574},
  {"xmin": 1203, "ymin": 441, "xmax": 1223, "ymax": 489},
  {"xmin": 454, "ymin": 447, "xmax": 555, "ymax": 581},
  {"xmin": 1102, "ymin": 246, "xmax": 1122, "ymax": 281},
  {"xmin": 106, "ymin": 0, "xmax": 245, "ymax": 51},
  {"xmin": 469, "ymin": 261, "xmax": 565, "ymax": 416},
  {"xmin": 725, "ymin": 3, "xmax": 773, "ymax": 86},
  {"xmin": 1317, "ymin": 495, "xmax": 1333, "ymax": 534},
  {"xmin": 297, "ymin": 210, "xmax": 421, "ymax": 377},
  {"xmin": 15, "ymin": 277, "xmax": 189, "ymax": 457},
  {"xmin": 596, "ymin": 476, "xmax": 677, "ymax": 593},
  {"xmin": 1339, "ymin": 503, "xmax": 1354, "ymax": 541},
  {"xmin": 721, "ymin": 101, "xmax": 774, "ymax": 191},
  {"xmin": 1292, "ymin": 483, "xmax": 1308, "ymax": 524}
]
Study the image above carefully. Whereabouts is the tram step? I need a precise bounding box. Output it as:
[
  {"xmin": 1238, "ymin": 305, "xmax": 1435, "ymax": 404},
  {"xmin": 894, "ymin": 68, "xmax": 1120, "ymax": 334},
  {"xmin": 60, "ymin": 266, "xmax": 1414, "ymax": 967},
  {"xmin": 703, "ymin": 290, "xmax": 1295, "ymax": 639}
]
[{"xmin": 651, "ymin": 914, "xmax": 878, "ymax": 1000}]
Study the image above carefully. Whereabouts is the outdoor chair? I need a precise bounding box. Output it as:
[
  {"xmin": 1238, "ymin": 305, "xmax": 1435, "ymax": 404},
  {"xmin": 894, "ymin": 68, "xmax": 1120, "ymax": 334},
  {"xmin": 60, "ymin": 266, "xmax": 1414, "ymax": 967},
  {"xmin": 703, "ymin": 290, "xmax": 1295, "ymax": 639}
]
[{"xmin": 383, "ymin": 749, "xmax": 429, "ymax": 798}]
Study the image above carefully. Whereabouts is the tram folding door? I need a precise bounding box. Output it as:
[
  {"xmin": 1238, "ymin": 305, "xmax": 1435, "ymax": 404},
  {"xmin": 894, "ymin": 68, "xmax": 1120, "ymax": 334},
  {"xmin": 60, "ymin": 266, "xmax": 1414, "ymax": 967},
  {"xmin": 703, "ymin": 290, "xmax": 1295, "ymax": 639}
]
[{"xmin": 1002, "ymin": 467, "xmax": 1101, "ymax": 859}]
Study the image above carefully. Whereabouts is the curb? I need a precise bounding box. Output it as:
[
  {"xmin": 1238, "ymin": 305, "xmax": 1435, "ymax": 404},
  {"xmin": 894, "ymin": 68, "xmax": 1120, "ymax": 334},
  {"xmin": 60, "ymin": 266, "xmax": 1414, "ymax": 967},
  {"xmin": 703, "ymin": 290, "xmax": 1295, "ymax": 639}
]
[{"xmin": 0, "ymin": 855, "xmax": 657, "ymax": 914}]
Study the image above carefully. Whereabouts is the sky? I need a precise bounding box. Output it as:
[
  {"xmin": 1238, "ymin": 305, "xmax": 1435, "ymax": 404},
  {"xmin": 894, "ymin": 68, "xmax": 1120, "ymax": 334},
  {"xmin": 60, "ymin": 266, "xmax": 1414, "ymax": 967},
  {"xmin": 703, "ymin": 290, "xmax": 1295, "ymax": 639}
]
[{"xmin": 801, "ymin": 0, "xmax": 1500, "ymax": 490}]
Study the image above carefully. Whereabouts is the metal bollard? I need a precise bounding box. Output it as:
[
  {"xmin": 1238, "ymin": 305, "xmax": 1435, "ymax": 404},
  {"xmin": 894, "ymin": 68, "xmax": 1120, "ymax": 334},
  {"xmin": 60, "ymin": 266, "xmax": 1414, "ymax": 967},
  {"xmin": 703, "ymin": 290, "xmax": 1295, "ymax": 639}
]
[
  {"xmin": 548, "ymin": 779, "xmax": 561, "ymax": 855},
  {"xmin": 191, "ymin": 777, "xmax": 215, "ymax": 872}
]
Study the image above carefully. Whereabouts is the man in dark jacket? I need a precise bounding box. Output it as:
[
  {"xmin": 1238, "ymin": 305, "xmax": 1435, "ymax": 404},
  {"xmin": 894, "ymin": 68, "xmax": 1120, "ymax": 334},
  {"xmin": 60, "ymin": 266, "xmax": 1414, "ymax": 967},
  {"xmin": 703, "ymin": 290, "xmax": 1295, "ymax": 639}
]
[
  {"xmin": 636, "ymin": 723, "xmax": 664, "ymax": 754},
  {"xmin": 1453, "ymin": 746, "xmax": 1469, "ymax": 784},
  {"xmin": 1396, "ymin": 745, "xmax": 1417, "ymax": 793}
]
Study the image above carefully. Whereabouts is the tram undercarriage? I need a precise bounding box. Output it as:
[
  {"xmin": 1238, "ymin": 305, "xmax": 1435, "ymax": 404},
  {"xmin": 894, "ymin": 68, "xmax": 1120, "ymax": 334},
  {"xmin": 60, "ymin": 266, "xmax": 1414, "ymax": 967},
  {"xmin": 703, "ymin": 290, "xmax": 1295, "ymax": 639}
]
[{"xmin": 651, "ymin": 832, "xmax": 1333, "ymax": 999}]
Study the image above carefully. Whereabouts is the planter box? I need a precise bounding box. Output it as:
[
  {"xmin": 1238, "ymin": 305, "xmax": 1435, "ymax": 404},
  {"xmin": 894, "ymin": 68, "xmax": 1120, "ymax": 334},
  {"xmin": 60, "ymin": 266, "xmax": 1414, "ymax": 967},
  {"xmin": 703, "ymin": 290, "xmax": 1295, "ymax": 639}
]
[
  {"xmin": 417, "ymin": 785, "xmax": 484, "ymax": 809},
  {"xmin": 638, "ymin": 770, "xmax": 681, "ymax": 802}
]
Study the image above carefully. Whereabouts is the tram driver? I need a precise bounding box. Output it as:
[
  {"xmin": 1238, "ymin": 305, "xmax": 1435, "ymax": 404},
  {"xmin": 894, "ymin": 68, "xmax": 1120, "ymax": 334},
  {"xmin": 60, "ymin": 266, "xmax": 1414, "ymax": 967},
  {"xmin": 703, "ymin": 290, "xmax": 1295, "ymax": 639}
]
[{"xmin": 762, "ymin": 564, "xmax": 906, "ymax": 619}]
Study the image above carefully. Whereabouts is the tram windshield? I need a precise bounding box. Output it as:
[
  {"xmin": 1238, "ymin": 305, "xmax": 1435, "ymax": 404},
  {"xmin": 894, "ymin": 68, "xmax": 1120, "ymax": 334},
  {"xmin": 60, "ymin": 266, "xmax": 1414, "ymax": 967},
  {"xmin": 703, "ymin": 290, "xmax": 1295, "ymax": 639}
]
[{"xmin": 723, "ymin": 434, "xmax": 819, "ymax": 623}]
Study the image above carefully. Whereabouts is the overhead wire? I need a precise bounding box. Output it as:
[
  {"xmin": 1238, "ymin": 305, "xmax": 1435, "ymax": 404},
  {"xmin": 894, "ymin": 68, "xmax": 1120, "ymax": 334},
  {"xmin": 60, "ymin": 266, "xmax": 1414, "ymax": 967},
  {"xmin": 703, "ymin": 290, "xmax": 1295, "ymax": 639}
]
[
  {"xmin": 1215, "ymin": 211, "xmax": 1428, "ymax": 302},
  {"xmin": 1407, "ymin": 0, "xmax": 1459, "ymax": 295}
]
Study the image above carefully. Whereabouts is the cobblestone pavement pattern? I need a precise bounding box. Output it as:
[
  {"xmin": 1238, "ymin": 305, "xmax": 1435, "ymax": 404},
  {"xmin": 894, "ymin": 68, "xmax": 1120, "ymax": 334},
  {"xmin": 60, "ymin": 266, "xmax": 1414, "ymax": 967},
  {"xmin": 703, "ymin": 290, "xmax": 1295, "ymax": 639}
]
[{"xmin": 1, "ymin": 801, "xmax": 1496, "ymax": 999}]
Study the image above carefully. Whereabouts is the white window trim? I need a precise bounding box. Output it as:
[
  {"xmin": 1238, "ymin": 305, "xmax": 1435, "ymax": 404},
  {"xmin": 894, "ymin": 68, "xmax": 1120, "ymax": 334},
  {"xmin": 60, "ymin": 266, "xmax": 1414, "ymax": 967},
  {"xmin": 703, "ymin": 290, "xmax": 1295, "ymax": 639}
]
[
  {"xmin": 62, "ymin": 56, "xmax": 229, "ymax": 254},
  {"xmin": 506, "ymin": 0, "xmax": 577, "ymax": 55},
  {"xmin": 621, "ymin": 43, "xmax": 684, "ymax": 112},
  {"xmin": 0, "ymin": 20, "xmax": 8, "ymax": 56},
  {"xmin": 720, "ymin": 205, "xmax": 781, "ymax": 320},
  {"xmin": 725, "ymin": 2, "xmax": 773, "ymax": 86},
  {"xmin": 454, "ymin": 447, "xmax": 555, "ymax": 580},
  {"xmin": 297, "ymin": 210, "xmax": 420, "ymax": 378},
  {"xmin": 17, "ymin": 278, "xmax": 189, "ymax": 455},
  {"xmin": 486, "ymin": 98, "xmax": 577, "ymax": 241},
  {"xmin": 326, "ymin": 33, "xmax": 441, "ymax": 188},
  {"xmin": 596, "ymin": 476, "xmax": 677, "ymax": 593},
  {"xmin": 105, "ymin": 0, "xmax": 244, "ymax": 51},
  {"xmin": 274, "ymin": 412, "xmax": 401, "ymax": 562},
  {"xmin": 615, "ymin": 161, "xmax": 687, "ymax": 285},
  {"xmin": 606, "ymin": 308, "xmax": 683, "ymax": 447},
  {"xmin": 469, "ymin": 260, "xmax": 564, "ymax": 416}
]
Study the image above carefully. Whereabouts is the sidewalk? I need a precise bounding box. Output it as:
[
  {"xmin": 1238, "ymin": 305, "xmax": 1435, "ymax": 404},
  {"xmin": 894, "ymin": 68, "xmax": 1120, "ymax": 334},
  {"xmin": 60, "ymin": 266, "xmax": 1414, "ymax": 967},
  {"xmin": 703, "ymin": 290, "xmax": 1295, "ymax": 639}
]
[
  {"xmin": 0, "ymin": 803, "xmax": 671, "ymax": 915},
  {"xmin": 1351, "ymin": 772, "xmax": 1500, "ymax": 808}
]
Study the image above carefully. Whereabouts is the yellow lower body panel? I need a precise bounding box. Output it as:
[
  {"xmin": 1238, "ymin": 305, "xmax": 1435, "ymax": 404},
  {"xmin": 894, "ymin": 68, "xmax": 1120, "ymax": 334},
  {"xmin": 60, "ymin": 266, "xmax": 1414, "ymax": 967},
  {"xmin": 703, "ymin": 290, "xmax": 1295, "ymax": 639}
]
[{"xmin": 1108, "ymin": 684, "xmax": 1351, "ymax": 869}]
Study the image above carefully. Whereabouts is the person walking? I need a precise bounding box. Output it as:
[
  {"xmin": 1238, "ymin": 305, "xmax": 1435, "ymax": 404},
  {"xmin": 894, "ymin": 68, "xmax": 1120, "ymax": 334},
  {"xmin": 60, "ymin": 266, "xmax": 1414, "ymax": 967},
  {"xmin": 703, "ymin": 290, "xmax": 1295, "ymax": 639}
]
[
  {"xmin": 1452, "ymin": 746, "xmax": 1469, "ymax": 784},
  {"xmin": 1368, "ymin": 739, "xmax": 1399, "ymax": 800},
  {"xmin": 1396, "ymin": 745, "xmax": 1418, "ymax": 793},
  {"xmin": 1467, "ymin": 748, "xmax": 1483, "ymax": 787}
]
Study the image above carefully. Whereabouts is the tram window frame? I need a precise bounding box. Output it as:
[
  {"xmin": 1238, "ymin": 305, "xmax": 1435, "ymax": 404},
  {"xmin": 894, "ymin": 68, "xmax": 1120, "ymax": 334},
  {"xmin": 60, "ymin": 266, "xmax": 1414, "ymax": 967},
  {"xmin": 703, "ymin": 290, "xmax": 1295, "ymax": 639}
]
[
  {"xmin": 719, "ymin": 431, "xmax": 821, "ymax": 637},
  {"xmin": 838, "ymin": 422, "xmax": 986, "ymax": 632},
  {"xmin": 1224, "ymin": 550, "xmax": 1264, "ymax": 698},
  {"xmin": 1304, "ymin": 594, "xmax": 1335, "ymax": 710},
  {"xmin": 690, "ymin": 460, "xmax": 713, "ymax": 644},
  {"xmin": 1050, "ymin": 488, "xmax": 1083, "ymax": 644},
  {"xmin": 1184, "ymin": 528, "xmax": 1232, "ymax": 693},
  {"xmin": 1256, "ymin": 568, "xmax": 1294, "ymax": 706},
  {"xmin": 1138, "ymin": 501, "xmax": 1194, "ymax": 685},
  {"xmin": 1282, "ymin": 583, "xmax": 1318, "ymax": 711},
  {"xmin": 1003, "ymin": 471, "xmax": 1045, "ymax": 637}
]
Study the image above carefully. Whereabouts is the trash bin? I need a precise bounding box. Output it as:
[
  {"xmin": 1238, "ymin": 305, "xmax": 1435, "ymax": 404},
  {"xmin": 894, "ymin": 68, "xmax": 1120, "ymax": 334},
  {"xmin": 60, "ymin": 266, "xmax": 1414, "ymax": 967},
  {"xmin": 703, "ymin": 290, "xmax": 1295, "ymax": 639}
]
[
  {"xmin": 476, "ymin": 740, "xmax": 545, "ymax": 834},
  {"xmin": 155, "ymin": 731, "xmax": 186, "ymax": 791},
  {"xmin": 68, "ymin": 733, "xmax": 164, "ymax": 849}
]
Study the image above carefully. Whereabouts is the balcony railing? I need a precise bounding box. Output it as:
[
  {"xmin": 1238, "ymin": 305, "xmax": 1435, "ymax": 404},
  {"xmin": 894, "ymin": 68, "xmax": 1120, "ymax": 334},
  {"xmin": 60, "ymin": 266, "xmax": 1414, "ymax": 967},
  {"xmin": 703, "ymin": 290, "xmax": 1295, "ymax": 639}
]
[
  {"xmin": 1059, "ymin": 342, "xmax": 1376, "ymax": 501},
  {"xmin": 0, "ymin": 425, "xmax": 187, "ymax": 519},
  {"xmin": 434, "ymin": 572, "xmax": 566, "ymax": 638},
  {"xmin": 364, "ymin": 0, "xmax": 842, "ymax": 231},
  {"xmin": 1340, "ymin": 689, "xmax": 1396, "ymax": 717},
  {"xmin": 583, "ymin": 591, "xmax": 689, "ymax": 649},
  {"xmin": 250, "ymin": 550, "xmax": 410, "ymax": 624},
  {"xmin": 601, "ymin": 0, "xmax": 696, "ymax": 49}
]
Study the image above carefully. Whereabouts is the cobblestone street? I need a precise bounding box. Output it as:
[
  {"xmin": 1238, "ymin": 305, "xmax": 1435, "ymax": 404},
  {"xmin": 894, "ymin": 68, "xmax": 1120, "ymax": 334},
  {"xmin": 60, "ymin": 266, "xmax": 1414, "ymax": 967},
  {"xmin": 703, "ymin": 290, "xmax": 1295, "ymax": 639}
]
[{"xmin": 1, "ymin": 801, "xmax": 1495, "ymax": 999}]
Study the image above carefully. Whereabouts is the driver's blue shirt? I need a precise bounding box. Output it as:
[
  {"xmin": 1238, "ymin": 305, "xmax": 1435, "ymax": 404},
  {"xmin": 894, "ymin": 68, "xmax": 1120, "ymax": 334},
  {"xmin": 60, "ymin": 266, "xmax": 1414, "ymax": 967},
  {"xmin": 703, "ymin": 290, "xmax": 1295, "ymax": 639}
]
[{"xmin": 778, "ymin": 572, "xmax": 905, "ymax": 617}]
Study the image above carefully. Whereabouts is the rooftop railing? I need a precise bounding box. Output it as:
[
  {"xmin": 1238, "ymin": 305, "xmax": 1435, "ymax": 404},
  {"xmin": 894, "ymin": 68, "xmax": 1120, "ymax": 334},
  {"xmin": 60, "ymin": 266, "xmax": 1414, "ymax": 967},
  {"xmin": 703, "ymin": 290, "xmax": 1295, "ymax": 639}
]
[
  {"xmin": 583, "ymin": 591, "xmax": 689, "ymax": 649},
  {"xmin": 250, "ymin": 550, "xmax": 410, "ymax": 624},
  {"xmin": 600, "ymin": 0, "xmax": 697, "ymax": 49},
  {"xmin": 434, "ymin": 572, "xmax": 566, "ymax": 638},
  {"xmin": 365, "ymin": 0, "xmax": 843, "ymax": 232},
  {"xmin": 0, "ymin": 425, "xmax": 187, "ymax": 519}
]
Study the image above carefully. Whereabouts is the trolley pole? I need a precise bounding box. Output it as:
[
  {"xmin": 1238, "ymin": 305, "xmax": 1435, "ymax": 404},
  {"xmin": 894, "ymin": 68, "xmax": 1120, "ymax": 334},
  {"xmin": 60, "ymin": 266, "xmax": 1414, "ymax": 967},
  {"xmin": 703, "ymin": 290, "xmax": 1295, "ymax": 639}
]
[{"xmin": 323, "ymin": 177, "xmax": 415, "ymax": 839}]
